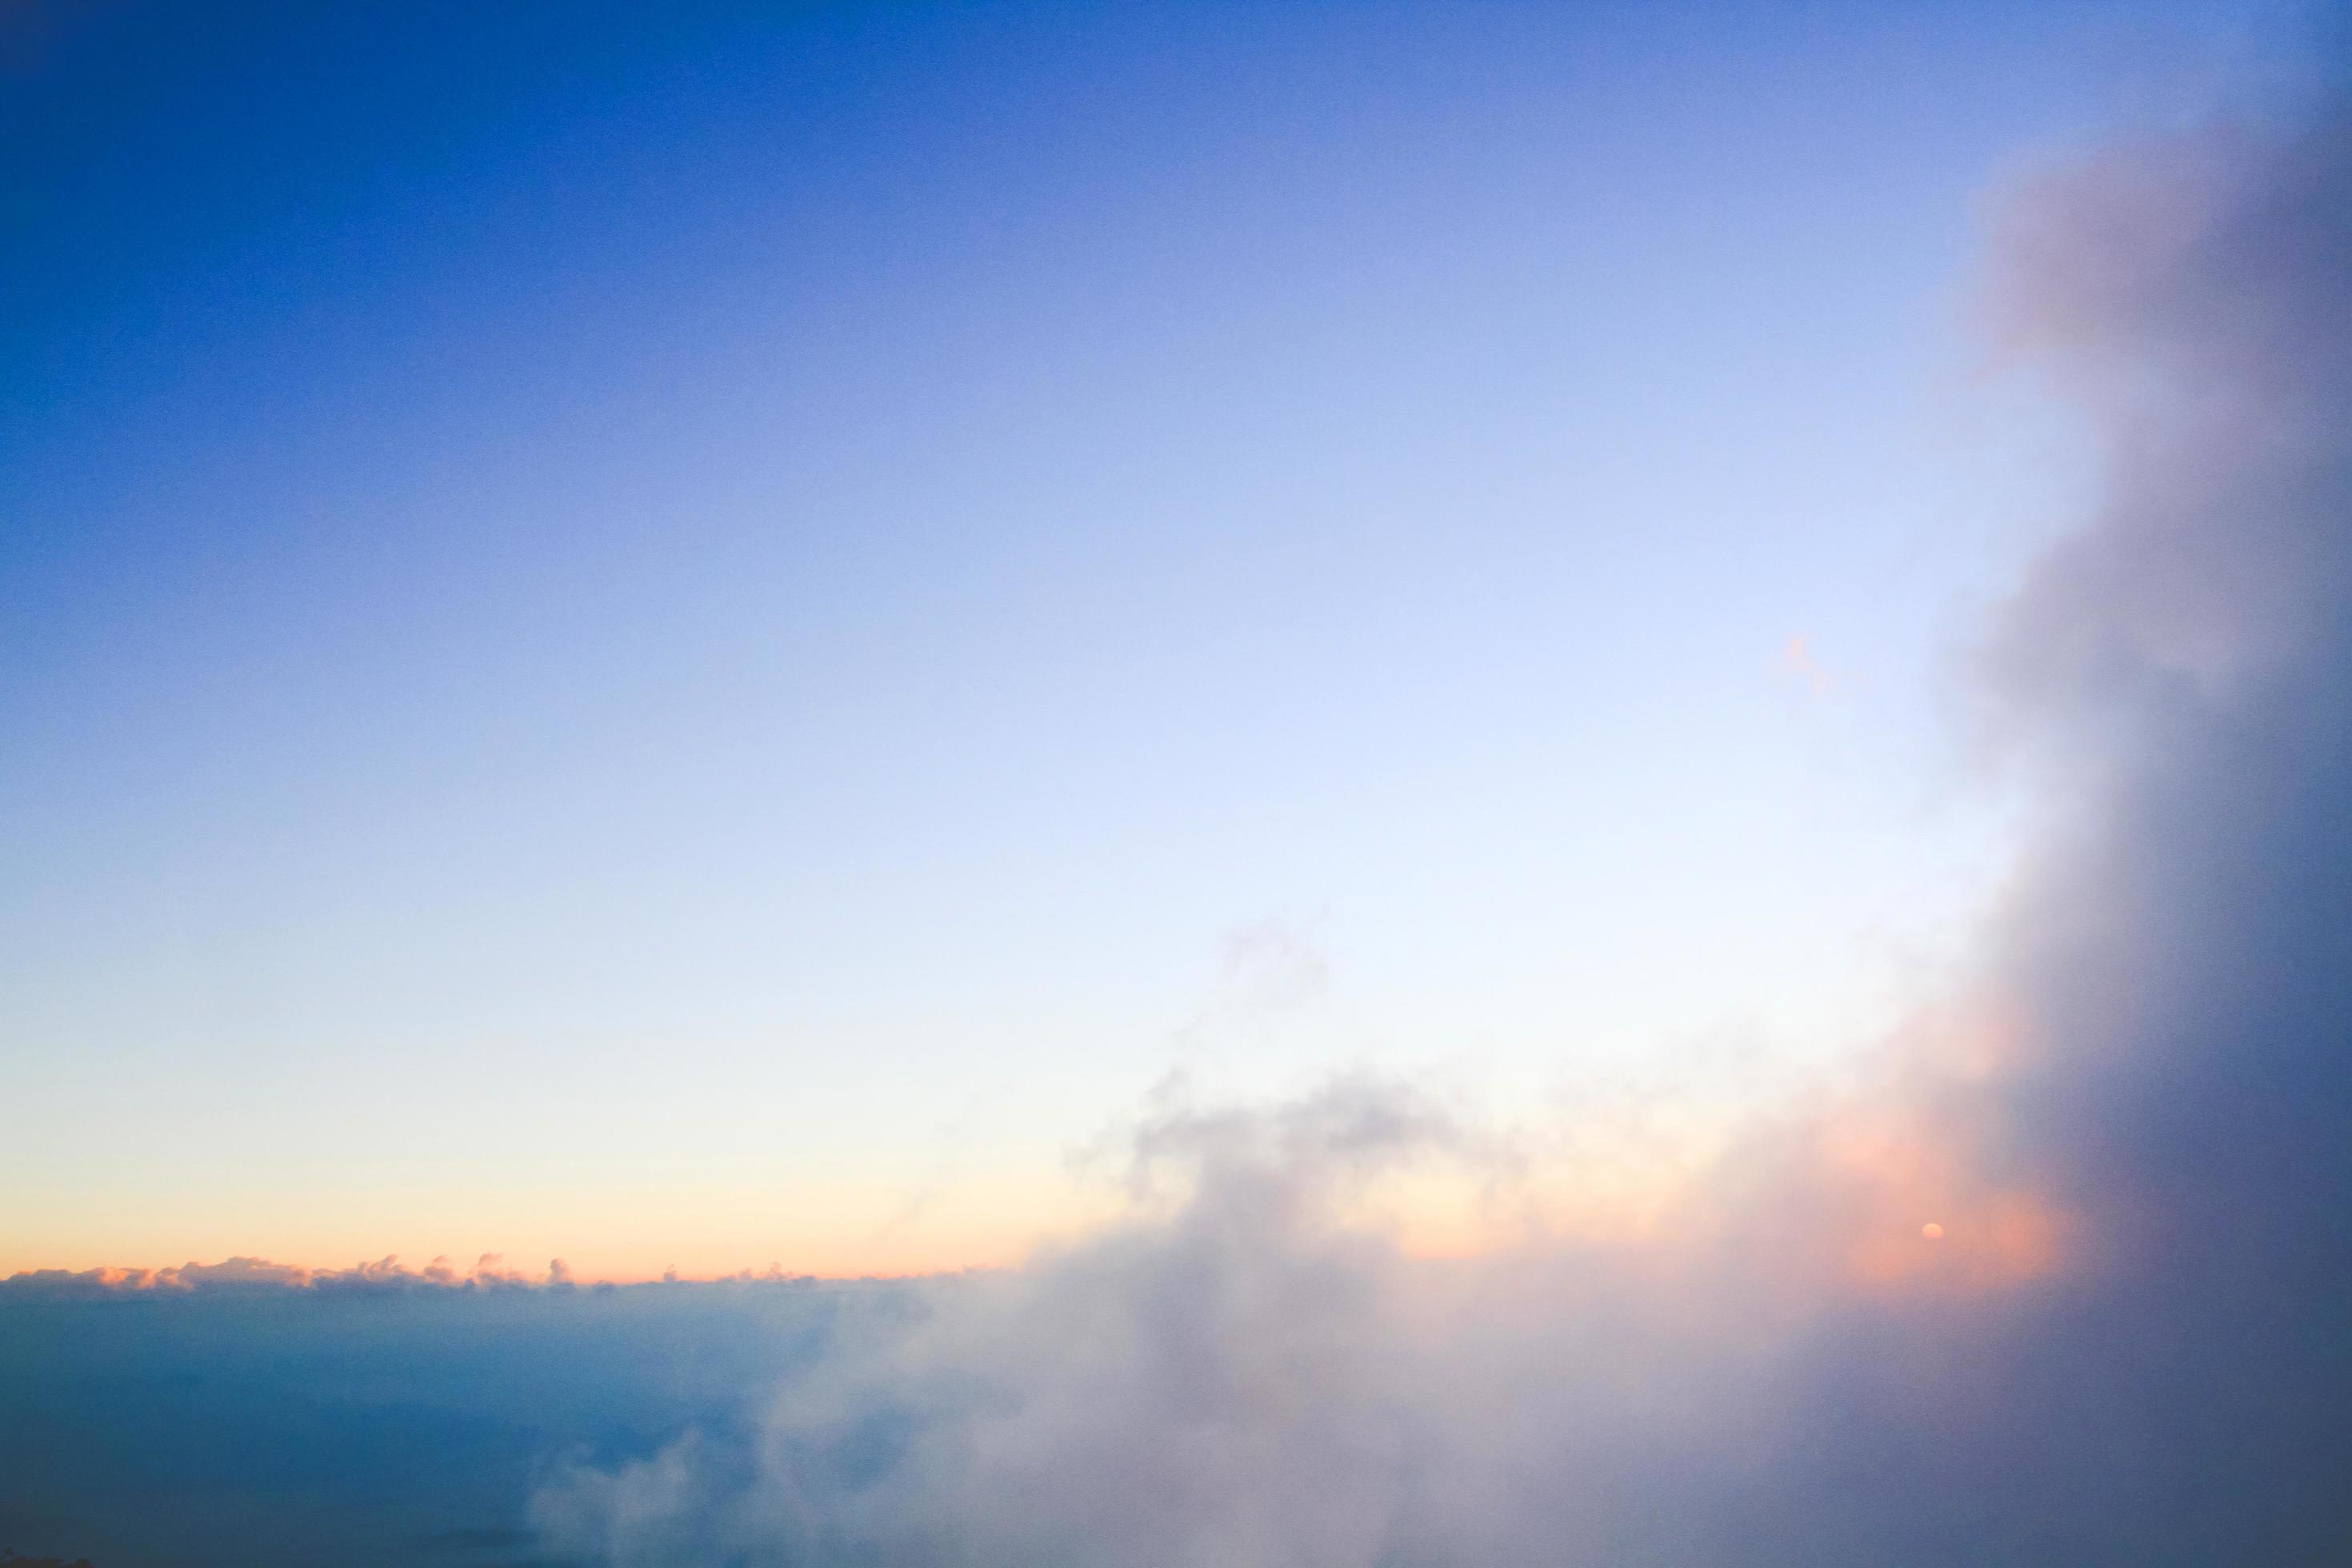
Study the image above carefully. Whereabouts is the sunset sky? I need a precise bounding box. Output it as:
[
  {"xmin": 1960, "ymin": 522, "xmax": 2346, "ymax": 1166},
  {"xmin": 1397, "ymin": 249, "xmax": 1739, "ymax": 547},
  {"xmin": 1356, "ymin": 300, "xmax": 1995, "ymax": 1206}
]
[
  {"xmin": 9, "ymin": 1, "xmax": 2312, "ymax": 1284},
  {"xmin": 10, "ymin": 5, "xmax": 2352, "ymax": 1566}
]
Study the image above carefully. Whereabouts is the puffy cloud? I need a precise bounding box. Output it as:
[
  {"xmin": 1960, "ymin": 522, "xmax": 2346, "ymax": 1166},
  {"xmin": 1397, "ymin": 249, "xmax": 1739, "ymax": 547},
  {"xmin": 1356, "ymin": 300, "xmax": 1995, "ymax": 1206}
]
[
  {"xmin": 537, "ymin": 95, "xmax": 2352, "ymax": 1566},
  {"xmin": 0, "ymin": 1256, "xmax": 322, "ymax": 1298}
]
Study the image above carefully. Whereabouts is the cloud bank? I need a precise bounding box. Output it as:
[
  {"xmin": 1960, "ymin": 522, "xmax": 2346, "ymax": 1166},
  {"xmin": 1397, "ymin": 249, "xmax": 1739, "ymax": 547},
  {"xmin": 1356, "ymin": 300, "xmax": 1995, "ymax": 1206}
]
[
  {"xmin": 534, "ymin": 96, "xmax": 2352, "ymax": 1567},
  {"xmin": 0, "ymin": 1253, "xmax": 583, "ymax": 1298}
]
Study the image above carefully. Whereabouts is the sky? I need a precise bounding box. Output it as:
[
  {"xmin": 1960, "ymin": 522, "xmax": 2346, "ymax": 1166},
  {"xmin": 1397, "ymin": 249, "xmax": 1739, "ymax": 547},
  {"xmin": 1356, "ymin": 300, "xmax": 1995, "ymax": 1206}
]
[
  {"xmin": 5, "ymin": 0, "xmax": 2314, "ymax": 1283},
  {"xmin": 9, "ymin": 2, "xmax": 2352, "ymax": 1566}
]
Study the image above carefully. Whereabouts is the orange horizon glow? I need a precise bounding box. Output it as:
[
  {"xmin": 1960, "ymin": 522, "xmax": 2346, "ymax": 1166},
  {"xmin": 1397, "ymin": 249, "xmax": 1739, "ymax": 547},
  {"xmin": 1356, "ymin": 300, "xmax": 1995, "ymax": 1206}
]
[{"xmin": 6, "ymin": 1107, "xmax": 2079, "ymax": 1298}]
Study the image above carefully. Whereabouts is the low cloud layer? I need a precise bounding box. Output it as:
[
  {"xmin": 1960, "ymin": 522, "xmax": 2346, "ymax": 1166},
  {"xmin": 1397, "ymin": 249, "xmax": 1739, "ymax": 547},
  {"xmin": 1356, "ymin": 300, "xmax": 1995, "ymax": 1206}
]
[
  {"xmin": 534, "ymin": 97, "xmax": 2352, "ymax": 1566},
  {"xmin": 0, "ymin": 1253, "xmax": 589, "ymax": 1298}
]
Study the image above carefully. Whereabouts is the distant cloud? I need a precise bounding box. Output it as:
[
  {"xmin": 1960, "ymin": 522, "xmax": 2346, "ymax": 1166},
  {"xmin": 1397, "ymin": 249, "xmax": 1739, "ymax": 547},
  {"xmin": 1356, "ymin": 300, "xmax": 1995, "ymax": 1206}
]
[{"xmin": 7, "ymin": 1253, "xmax": 608, "ymax": 1298}]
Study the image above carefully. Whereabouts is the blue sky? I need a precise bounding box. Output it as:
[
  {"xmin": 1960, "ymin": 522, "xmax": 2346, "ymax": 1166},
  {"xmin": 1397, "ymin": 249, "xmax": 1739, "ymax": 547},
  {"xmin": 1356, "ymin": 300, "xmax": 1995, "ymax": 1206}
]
[{"xmin": 0, "ymin": 0, "xmax": 2311, "ymax": 1278}]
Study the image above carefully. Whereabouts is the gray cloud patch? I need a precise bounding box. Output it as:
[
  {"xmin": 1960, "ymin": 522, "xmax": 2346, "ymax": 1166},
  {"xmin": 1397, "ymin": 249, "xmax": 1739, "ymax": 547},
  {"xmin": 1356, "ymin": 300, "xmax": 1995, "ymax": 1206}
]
[{"xmin": 532, "ymin": 98, "xmax": 2352, "ymax": 1567}]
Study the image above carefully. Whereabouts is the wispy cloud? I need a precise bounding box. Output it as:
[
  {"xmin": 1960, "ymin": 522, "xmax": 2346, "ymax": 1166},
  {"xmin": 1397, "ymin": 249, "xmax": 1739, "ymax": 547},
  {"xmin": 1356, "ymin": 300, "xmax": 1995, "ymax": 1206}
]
[{"xmin": 1778, "ymin": 631, "xmax": 1842, "ymax": 694}]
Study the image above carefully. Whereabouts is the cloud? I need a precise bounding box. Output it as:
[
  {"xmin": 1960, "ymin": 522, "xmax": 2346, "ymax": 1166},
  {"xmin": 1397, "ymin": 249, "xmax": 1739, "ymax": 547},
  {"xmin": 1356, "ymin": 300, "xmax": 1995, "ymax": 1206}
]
[
  {"xmin": 2, "ymin": 1253, "xmax": 590, "ymax": 1298},
  {"xmin": 1217, "ymin": 918, "xmax": 1334, "ymax": 1015},
  {"xmin": 1778, "ymin": 631, "xmax": 1840, "ymax": 694},
  {"xmin": 534, "ymin": 94, "xmax": 2352, "ymax": 1566}
]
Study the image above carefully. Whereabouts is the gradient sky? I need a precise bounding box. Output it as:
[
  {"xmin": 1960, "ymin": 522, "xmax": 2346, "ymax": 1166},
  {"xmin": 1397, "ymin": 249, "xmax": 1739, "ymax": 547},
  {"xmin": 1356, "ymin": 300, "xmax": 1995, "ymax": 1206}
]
[{"xmin": 0, "ymin": 0, "xmax": 2310, "ymax": 1280}]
